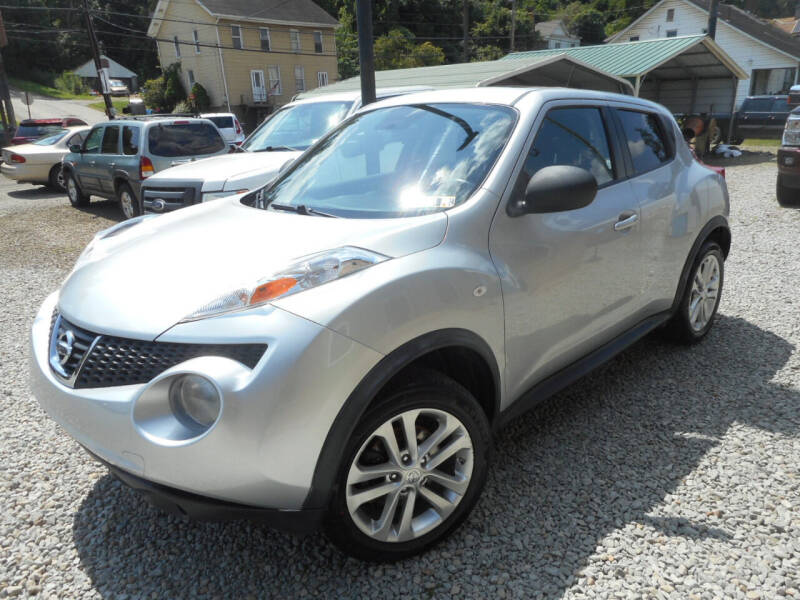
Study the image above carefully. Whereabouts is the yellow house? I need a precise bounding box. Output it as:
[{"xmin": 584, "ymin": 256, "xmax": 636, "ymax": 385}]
[{"xmin": 147, "ymin": 0, "xmax": 339, "ymax": 127}]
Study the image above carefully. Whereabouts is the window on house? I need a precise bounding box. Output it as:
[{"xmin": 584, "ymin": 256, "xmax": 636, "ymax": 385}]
[
  {"xmin": 268, "ymin": 65, "xmax": 282, "ymax": 96},
  {"xmin": 260, "ymin": 28, "xmax": 271, "ymax": 51},
  {"xmin": 294, "ymin": 65, "xmax": 305, "ymax": 92},
  {"xmin": 193, "ymin": 30, "xmax": 200, "ymax": 53},
  {"xmin": 187, "ymin": 69, "xmax": 195, "ymax": 88},
  {"xmin": 231, "ymin": 25, "xmax": 242, "ymax": 49},
  {"xmin": 630, "ymin": 35, "xmax": 640, "ymax": 41},
  {"xmin": 750, "ymin": 67, "xmax": 798, "ymax": 95},
  {"xmin": 290, "ymin": 30, "xmax": 301, "ymax": 52},
  {"xmin": 313, "ymin": 31, "xmax": 323, "ymax": 53},
  {"xmin": 554, "ymin": 41, "xmax": 561, "ymax": 48},
  {"xmin": 173, "ymin": 35, "xmax": 181, "ymax": 58},
  {"xmin": 666, "ymin": 29, "xmax": 678, "ymax": 37},
  {"xmin": 666, "ymin": 8, "xmax": 675, "ymax": 22},
  {"xmin": 317, "ymin": 71, "xmax": 329, "ymax": 87}
]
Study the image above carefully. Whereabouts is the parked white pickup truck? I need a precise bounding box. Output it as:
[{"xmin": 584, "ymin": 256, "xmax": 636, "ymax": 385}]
[{"xmin": 139, "ymin": 87, "xmax": 430, "ymax": 214}]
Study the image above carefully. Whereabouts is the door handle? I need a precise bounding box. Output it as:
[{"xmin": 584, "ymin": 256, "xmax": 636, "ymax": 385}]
[
  {"xmin": 89, "ymin": 160, "xmax": 96, "ymax": 166},
  {"xmin": 109, "ymin": 162, "xmax": 116, "ymax": 168},
  {"xmin": 614, "ymin": 213, "xmax": 639, "ymax": 231}
]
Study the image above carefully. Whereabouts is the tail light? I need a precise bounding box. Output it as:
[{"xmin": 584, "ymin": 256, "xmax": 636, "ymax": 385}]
[
  {"xmin": 140, "ymin": 156, "xmax": 155, "ymax": 178},
  {"xmin": 10, "ymin": 153, "xmax": 26, "ymax": 164},
  {"xmin": 235, "ymin": 119, "xmax": 243, "ymax": 135}
]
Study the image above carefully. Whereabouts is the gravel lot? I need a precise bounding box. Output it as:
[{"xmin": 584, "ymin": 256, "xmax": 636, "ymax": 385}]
[{"xmin": 1, "ymin": 156, "xmax": 799, "ymax": 599}]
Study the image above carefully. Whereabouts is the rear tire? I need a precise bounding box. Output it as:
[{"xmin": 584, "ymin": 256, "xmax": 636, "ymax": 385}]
[
  {"xmin": 663, "ymin": 241, "xmax": 724, "ymax": 344},
  {"xmin": 324, "ymin": 369, "xmax": 491, "ymax": 562},
  {"xmin": 117, "ymin": 182, "xmax": 140, "ymax": 220},
  {"xmin": 48, "ymin": 164, "xmax": 65, "ymax": 192},
  {"xmin": 777, "ymin": 175, "xmax": 800, "ymax": 207},
  {"xmin": 65, "ymin": 172, "xmax": 89, "ymax": 207}
]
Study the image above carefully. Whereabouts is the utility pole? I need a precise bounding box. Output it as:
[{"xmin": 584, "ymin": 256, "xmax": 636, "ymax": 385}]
[
  {"xmin": 707, "ymin": 0, "xmax": 719, "ymax": 39},
  {"xmin": 0, "ymin": 10, "xmax": 16, "ymax": 144},
  {"xmin": 82, "ymin": 0, "xmax": 114, "ymax": 119},
  {"xmin": 356, "ymin": 0, "xmax": 376, "ymax": 106},
  {"xmin": 462, "ymin": 0, "xmax": 469, "ymax": 62},
  {"xmin": 510, "ymin": 0, "xmax": 517, "ymax": 53}
]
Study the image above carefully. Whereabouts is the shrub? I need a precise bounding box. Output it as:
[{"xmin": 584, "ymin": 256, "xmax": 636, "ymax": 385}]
[
  {"xmin": 142, "ymin": 76, "xmax": 168, "ymax": 112},
  {"xmin": 54, "ymin": 71, "xmax": 88, "ymax": 96},
  {"xmin": 173, "ymin": 100, "xmax": 193, "ymax": 114},
  {"xmin": 190, "ymin": 83, "xmax": 211, "ymax": 112},
  {"xmin": 163, "ymin": 63, "xmax": 186, "ymax": 109}
]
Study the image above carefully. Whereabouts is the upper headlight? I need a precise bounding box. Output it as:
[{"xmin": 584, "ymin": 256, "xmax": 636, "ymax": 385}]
[{"xmin": 182, "ymin": 246, "xmax": 388, "ymax": 322}]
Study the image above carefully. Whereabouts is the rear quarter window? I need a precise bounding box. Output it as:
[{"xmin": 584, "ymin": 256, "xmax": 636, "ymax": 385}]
[
  {"xmin": 616, "ymin": 109, "xmax": 671, "ymax": 175},
  {"xmin": 146, "ymin": 123, "xmax": 226, "ymax": 157}
]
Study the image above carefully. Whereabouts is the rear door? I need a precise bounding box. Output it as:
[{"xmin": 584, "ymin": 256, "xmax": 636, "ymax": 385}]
[
  {"xmin": 489, "ymin": 102, "xmax": 644, "ymax": 397},
  {"xmin": 768, "ymin": 97, "xmax": 792, "ymax": 138}
]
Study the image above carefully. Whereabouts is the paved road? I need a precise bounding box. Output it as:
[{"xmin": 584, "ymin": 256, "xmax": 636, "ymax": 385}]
[{"xmin": 10, "ymin": 87, "xmax": 106, "ymax": 126}]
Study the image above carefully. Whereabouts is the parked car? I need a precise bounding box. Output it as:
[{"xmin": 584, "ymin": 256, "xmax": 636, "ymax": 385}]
[
  {"xmin": 109, "ymin": 79, "xmax": 130, "ymax": 96},
  {"xmin": 31, "ymin": 88, "xmax": 730, "ymax": 561},
  {"xmin": 62, "ymin": 117, "xmax": 230, "ymax": 219},
  {"xmin": 140, "ymin": 87, "xmax": 431, "ymax": 214},
  {"xmin": 11, "ymin": 118, "xmax": 88, "ymax": 145},
  {"xmin": 714, "ymin": 95, "xmax": 792, "ymax": 144},
  {"xmin": 776, "ymin": 106, "xmax": 800, "ymax": 206},
  {"xmin": 1, "ymin": 126, "xmax": 89, "ymax": 191},
  {"xmin": 200, "ymin": 112, "xmax": 245, "ymax": 145}
]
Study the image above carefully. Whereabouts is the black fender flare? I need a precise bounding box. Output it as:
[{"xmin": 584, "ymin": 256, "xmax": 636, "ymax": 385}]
[
  {"xmin": 670, "ymin": 215, "xmax": 730, "ymax": 314},
  {"xmin": 302, "ymin": 328, "xmax": 501, "ymax": 510}
]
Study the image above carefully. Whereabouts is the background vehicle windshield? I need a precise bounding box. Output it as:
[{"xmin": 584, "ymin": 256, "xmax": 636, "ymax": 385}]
[
  {"xmin": 147, "ymin": 123, "xmax": 225, "ymax": 157},
  {"xmin": 242, "ymin": 101, "xmax": 351, "ymax": 152},
  {"xmin": 207, "ymin": 116, "xmax": 234, "ymax": 129},
  {"xmin": 256, "ymin": 103, "xmax": 516, "ymax": 218},
  {"xmin": 33, "ymin": 129, "xmax": 69, "ymax": 145}
]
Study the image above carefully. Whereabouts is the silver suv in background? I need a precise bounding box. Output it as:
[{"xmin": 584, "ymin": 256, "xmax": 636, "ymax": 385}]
[
  {"xmin": 62, "ymin": 117, "xmax": 230, "ymax": 219},
  {"xmin": 32, "ymin": 88, "xmax": 730, "ymax": 561},
  {"xmin": 140, "ymin": 87, "xmax": 430, "ymax": 214}
]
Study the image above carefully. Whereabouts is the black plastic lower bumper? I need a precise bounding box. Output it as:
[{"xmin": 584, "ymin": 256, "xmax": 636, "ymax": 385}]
[{"xmin": 85, "ymin": 449, "xmax": 325, "ymax": 533}]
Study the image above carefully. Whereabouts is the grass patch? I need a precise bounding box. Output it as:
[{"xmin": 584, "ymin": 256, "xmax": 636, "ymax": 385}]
[
  {"xmin": 742, "ymin": 138, "xmax": 780, "ymax": 147},
  {"xmin": 88, "ymin": 98, "xmax": 132, "ymax": 114},
  {"xmin": 9, "ymin": 77, "xmax": 93, "ymax": 100}
]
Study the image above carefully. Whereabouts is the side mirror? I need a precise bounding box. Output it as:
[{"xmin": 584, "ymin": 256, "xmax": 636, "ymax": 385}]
[
  {"xmin": 508, "ymin": 165, "xmax": 598, "ymax": 217},
  {"xmin": 69, "ymin": 144, "xmax": 83, "ymax": 154}
]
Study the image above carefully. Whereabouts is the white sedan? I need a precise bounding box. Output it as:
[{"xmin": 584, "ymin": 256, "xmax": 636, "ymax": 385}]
[{"xmin": 1, "ymin": 126, "xmax": 89, "ymax": 191}]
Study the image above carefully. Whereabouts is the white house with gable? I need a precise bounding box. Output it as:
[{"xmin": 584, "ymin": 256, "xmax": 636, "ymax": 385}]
[
  {"xmin": 535, "ymin": 20, "xmax": 580, "ymax": 49},
  {"xmin": 607, "ymin": 0, "xmax": 800, "ymax": 107}
]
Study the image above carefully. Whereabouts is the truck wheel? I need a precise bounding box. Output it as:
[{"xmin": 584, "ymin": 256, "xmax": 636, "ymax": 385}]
[
  {"xmin": 777, "ymin": 175, "xmax": 800, "ymax": 207},
  {"xmin": 117, "ymin": 182, "xmax": 140, "ymax": 220},
  {"xmin": 324, "ymin": 369, "xmax": 491, "ymax": 562},
  {"xmin": 65, "ymin": 172, "xmax": 89, "ymax": 207}
]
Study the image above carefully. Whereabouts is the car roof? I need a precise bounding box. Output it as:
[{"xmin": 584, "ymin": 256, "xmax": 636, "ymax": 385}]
[
  {"xmin": 200, "ymin": 112, "xmax": 237, "ymax": 118},
  {"xmin": 109, "ymin": 117, "xmax": 216, "ymax": 126},
  {"xmin": 744, "ymin": 95, "xmax": 788, "ymax": 100},
  {"xmin": 286, "ymin": 86, "xmax": 434, "ymax": 108},
  {"xmin": 20, "ymin": 118, "xmax": 69, "ymax": 125}
]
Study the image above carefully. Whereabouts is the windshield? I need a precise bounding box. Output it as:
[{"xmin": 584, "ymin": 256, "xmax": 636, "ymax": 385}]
[
  {"xmin": 242, "ymin": 101, "xmax": 351, "ymax": 152},
  {"xmin": 250, "ymin": 103, "xmax": 516, "ymax": 219},
  {"xmin": 147, "ymin": 123, "xmax": 226, "ymax": 157},
  {"xmin": 207, "ymin": 116, "xmax": 234, "ymax": 129},
  {"xmin": 33, "ymin": 129, "xmax": 69, "ymax": 145}
]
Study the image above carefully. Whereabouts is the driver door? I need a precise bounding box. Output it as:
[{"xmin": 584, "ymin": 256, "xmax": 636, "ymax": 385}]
[
  {"xmin": 489, "ymin": 102, "xmax": 645, "ymax": 399},
  {"xmin": 76, "ymin": 126, "xmax": 104, "ymax": 193}
]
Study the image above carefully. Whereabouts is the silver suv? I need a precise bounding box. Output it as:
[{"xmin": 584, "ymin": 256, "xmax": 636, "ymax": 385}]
[
  {"xmin": 31, "ymin": 88, "xmax": 730, "ymax": 561},
  {"xmin": 62, "ymin": 117, "xmax": 230, "ymax": 219}
]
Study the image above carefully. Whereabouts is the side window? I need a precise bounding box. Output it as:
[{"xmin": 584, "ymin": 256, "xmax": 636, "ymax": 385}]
[
  {"xmin": 101, "ymin": 126, "xmax": 120, "ymax": 154},
  {"xmin": 67, "ymin": 132, "xmax": 87, "ymax": 147},
  {"xmin": 83, "ymin": 127, "xmax": 103, "ymax": 154},
  {"xmin": 524, "ymin": 107, "xmax": 615, "ymax": 187},
  {"xmin": 615, "ymin": 109, "xmax": 670, "ymax": 174},
  {"xmin": 122, "ymin": 126, "xmax": 140, "ymax": 155}
]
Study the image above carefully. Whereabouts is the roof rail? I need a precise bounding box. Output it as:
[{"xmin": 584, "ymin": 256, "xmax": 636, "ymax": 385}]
[{"xmin": 119, "ymin": 112, "xmax": 202, "ymax": 121}]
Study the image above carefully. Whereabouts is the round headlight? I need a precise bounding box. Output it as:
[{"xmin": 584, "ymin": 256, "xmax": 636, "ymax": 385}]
[{"xmin": 168, "ymin": 375, "xmax": 221, "ymax": 431}]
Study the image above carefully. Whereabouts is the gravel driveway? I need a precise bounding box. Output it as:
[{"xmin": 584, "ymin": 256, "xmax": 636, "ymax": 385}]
[{"xmin": 1, "ymin": 158, "xmax": 799, "ymax": 599}]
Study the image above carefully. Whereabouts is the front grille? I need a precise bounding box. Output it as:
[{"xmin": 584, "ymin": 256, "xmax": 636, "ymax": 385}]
[
  {"xmin": 142, "ymin": 186, "xmax": 196, "ymax": 213},
  {"xmin": 49, "ymin": 312, "xmax": 266, "ymax": 388},
  {"xmin": 50, "ymin": 315, "xmax": 97, "ymax": 380}
]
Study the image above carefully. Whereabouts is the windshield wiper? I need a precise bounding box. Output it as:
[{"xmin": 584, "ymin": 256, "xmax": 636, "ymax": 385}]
[
  {"xmin": 269, "ymin": 203, "xmax": 338, "ymax": 218},
  {"xmin": 254, "ymin": 145, "xmax": 299, "ymax": 152}
]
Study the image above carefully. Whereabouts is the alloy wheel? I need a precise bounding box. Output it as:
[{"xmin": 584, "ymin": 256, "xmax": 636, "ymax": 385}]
[
  {"xmin": 688, "ymin": 254, "xmax": 720, "ymax": 331},
  {"xmin": 67, "ymin": 178, "xmax": 78, "ymax": 203},
  {"xmin": 120, "ymin": 189, "xmax": 134, "ymax": 219},
  {"xmin": 345, "ymin": 408, "xmax": 474, "ymax": 543}
]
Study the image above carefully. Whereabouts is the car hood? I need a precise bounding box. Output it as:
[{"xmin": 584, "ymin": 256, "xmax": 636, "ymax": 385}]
[
  {"xmin": 145, "ymin": 151, "xmax": 301, "ymax": 192},
  {"xmin": 57, "ymin": 197, "xmax": 447, "ymax": 339}
]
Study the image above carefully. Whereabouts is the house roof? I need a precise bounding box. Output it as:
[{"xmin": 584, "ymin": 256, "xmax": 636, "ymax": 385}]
[
  {"xmin": 72, "ymin": 55, "xmax": 137, "ymax": 79},
  {"xmin": 534, "ymin": 20, "xmax": 575, "ymax": 39},
  {"xmin": 770, "ymin": 17, "xmax": 798, "ymax": 35},
  {"xmin": 502, "ymin": 34, "xmax": 748, "ymax": 80},
  {"xmin": 196, "ymin": 0, "xmax": 338, "ymax": 26},
  {"xmin": 297, "ymin": 54, "xmax": 634, "ymax": 98},
  {"xmin": 607, "ymin": 0, "xmax": 800, "ymax": 60}
]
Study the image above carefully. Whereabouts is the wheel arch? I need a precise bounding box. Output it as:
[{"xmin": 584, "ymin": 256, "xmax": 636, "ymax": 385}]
[
  {"xmin": 671, "ymin": 215, "xmax": 730, "ymax": 314},
  {"xmin": 303, "ymin": 328, "xmax": 501, "ymax": 510}
]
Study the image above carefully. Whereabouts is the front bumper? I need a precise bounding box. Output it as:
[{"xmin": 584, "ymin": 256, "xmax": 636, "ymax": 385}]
[{"xmin": 31, "ymin": 292, "xmax": 383, "ymax": 512}]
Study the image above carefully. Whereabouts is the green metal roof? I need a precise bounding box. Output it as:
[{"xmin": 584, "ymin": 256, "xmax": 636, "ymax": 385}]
[{"xmin": 502, "ymin": 35, "xmax": 710, "ymax": 78}]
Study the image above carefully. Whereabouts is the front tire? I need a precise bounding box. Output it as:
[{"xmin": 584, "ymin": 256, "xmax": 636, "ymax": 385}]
[
  {"xmin": 65, "ymin": 172, "xmax": 89, "ymax": 207},
  {"xmin": 324, "ymin": 370, "xmax": 491, "ymax": 561},
  {"xmin": 48, "ymin": 164, "xmax": 65, "ymax": 192},
  {"xmin": 663, "ymin": 241, "xmax": 724, "ymax": 344},
  {"xmin": 777, "ymin": 175, "xmax": 800, "ymax": 207},
  {"xmin": 117, "ymin": 182, "xmax": 140, "ymax": 220}
]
